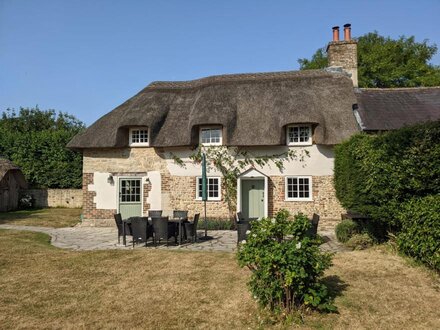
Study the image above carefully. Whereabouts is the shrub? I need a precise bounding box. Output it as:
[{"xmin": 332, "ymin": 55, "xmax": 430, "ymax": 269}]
[
  {"xmin": 237, "ymin": 210, "xmax": 336, "ymax": 314},
  {"xmin": 397, "ymin": 195, "xmax": 440, "ymax": 271},
  {"xmin": 334, "ymin": 121, "xmax": 440, "ymax": 237},
  {"xmin": 196, "ymin": 218, "xmax": 233, "ymax": 230},
  {"xmin": 335, "ymin": 220, "xmax": 359, "ymax": 243},
  {"xmin": 346, "ymin": 233, "xmax": 374, "ymax": 250}
]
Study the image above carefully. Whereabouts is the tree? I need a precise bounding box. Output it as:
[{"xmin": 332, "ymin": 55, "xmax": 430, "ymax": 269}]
[
  {"xmin": 0, "ymin": 107, "xmax": 85, "ymax": 188},
  {"xmin": 298, "ymin": 32, "xmax": 440, "ymax": 88}
]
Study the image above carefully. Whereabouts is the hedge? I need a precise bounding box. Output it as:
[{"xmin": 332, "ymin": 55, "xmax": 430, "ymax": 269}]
[
  {"xmin": 397, "ymin": 195, "xmax": 440, "ymax": 271},
  {"xmin": 334, "ymin": 120, "xmax": 440, "ymax": 232}
]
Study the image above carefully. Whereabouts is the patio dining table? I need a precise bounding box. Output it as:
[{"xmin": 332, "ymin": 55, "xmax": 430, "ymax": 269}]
[{"xmin": 122, "ymin": 216, "xmax": 189, "ymax": 246}]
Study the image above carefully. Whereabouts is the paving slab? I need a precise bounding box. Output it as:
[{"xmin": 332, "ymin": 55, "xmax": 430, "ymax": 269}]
[{"xmin": 0, "ymin": 224, "xmax": 348, "ymax": 253}]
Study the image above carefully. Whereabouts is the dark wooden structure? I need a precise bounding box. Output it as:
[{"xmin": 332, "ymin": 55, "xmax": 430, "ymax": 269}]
[{"xmin": 0, "ymin": 158, "xmax": 27, "ymax": 212}]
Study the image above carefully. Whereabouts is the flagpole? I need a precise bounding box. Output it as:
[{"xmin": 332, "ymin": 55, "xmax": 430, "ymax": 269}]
[{"xmin": 199, "ymin": 152, "xmax": 212, "ymax": 241}]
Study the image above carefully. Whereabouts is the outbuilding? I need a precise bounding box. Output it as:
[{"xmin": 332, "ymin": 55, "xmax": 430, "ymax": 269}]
[{"xmin": 0, "ymin": 158, "xmax": 27, "ymax": 212}]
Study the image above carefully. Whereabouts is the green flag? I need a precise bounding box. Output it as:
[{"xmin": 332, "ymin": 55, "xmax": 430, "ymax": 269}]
[{"xmin": 202, "ymin": 153, "xmax": 207, "ymax": 201}]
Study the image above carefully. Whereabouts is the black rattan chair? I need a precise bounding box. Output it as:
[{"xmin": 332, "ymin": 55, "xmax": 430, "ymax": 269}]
[
  {"xmin": 131, "ymin": 217, "xmax": 149, "ymax": 247},
  {"xmin": 114, "ymin": 213, "xmax": 132, "ymax": 244},
  {"xmin": 148, "ymin": 210, "xmax": 162, "ymax": 218},
  {"xmin": 141, "ymin": 216, "xmax": 154, "ymax": 244},
  {"xmin": 307, "ymin": 213, "xmax": 320, "ymax": 237},
  {"xmin": 152, "ymin": 216, "xmax": 177, "ymax": 246},
  {"xmin": 184, "ymin": 213, "xmax": 200, "ymax": 243},
  {"xmin": 237, "ymin": 221, "xmax": 251, "ymax": 244},
  {"xmin": 173, "ymin": 210, "xmax": 188, "ymax": 220}
]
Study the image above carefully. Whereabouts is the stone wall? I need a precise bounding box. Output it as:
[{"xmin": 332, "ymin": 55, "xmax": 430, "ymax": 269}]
[
  {"xmin": 23, "ymin": 189, "xmax": 82, "ymax": 208},
  {"xmin": 269, "ymin": 176, "xmax": 345, "ymax": 219},
  {"xmin": 81, "ymin": 147, "xmax": 345, "ymax": 226}
]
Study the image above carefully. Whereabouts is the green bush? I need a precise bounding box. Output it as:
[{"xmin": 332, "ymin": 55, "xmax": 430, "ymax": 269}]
[
  {"xmin": 397, "ymin": 195, "xmax": 440, "ymax": 271},
  {"xmin": 335, "ymin": 220, "xmax": 359, "ymax": 243},
  {"xmin": 237, "ymin": 210, "xmax": 336, "ymax": 314},
  {"xmin": 196, "ymin": 218, "xmax": 233, "ymax": 230},
  {"xmin": 346, "ymin": 234, "xmax": 374, "ymax": 250},
  {"xmin": 334, "ymin": 121, "xmax": 440, "ymax": 237}
]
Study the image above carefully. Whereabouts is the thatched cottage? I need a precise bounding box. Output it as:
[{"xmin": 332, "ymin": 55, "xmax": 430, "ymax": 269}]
[
  {"xmin": 0, "ymin": 158, "xmax": 27, "ymax": 212},
  {"xmin": 68, "ymin": 25, "xmax": 440, "ymax": 226}
]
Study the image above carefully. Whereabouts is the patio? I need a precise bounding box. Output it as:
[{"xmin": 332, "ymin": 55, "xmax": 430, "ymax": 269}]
[{"xmin": 0, "ymin": 223, "xmax": 347, "ymax": 252}]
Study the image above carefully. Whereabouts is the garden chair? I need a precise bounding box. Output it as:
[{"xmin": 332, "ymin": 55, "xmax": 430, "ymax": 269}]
[
  {"xmin": 148, "ymin": 210, "xmax": 162, "ymax": 218},
  {"xmin": 173, "ymin": 210, "xmax": 188, "ymax": 220},
  {"xmin": 114, "ymin": 213, "xmax": 132, "ymax": 244},
  {"xmin": 130, "ymin": 217, "xmax": 149, "ymax": 247},
  {"xmin": 152, "ymin": 216, "xmax": 177, "ymax": 246},
  {"xmin": 141, "ymin": 216, "xmax": 154, "ymax": 244},
  {"xmin": 307, "ymin": 213, "xmax": 320, "ymax": 237},
  {"xmin": 184, "ymin": 213, "xmax": 200, "ymax": 243}
]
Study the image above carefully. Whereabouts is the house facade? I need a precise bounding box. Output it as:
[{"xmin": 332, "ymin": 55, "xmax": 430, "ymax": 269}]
[{"xmin": 68, "ymin": 25, "xmax": 440, "ymax": 226}]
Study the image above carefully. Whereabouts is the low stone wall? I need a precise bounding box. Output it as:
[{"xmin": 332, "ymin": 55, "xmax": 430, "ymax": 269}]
[{"xmin": 22, "ymin": 189, "xmax": 82, "ymax": 208}]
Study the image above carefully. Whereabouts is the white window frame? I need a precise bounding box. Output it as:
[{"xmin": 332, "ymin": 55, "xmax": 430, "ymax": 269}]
[
  {"xmin": 129, "ymin": 127, "xmax": 149, "ymax": 147},
  {"xmin": 285, "ymin": 176, "xmax": 313, "ymax": 201},
  {"xmin": 287, "ymin": 125, "xmax": 312, "ymax": 146},
  {"xmin": 196, "ymin": 176, "xmax": 221, "ymax": 201},
  {"xmin": 199, "ymin": 127, "xmax": 222, "ymax": 146}
]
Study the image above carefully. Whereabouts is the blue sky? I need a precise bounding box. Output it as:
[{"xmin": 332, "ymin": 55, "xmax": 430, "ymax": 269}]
[{"xmin": 1, "ymin": 0, "xmax": 439, "ymax": 126}]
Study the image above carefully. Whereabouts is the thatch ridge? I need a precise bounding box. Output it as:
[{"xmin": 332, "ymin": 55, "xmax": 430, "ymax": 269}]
[{"xmin": 68, "ymin": 69, "xmax": 360, "ymax": 149}]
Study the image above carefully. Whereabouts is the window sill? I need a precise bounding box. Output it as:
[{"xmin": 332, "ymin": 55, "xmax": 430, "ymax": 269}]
[
  {"xmin": 284, "ymin": 198, "xmax": 313, "ymax": 202},
  {"xmin": 195, "ymin": 198, "xmax": 221, "ymax": 202},
  {"xmin": 287, "ymin": 142, "xmax": 313, "ymax": 146},
  {"xmin": 129, "ymin": 143, "xmax": 150, "ymax": 147}
]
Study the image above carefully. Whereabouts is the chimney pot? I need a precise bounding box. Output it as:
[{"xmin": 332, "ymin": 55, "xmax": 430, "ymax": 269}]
[
  {"xmin": 332, "ymin": 26, "xmax": 340, "ymax": 41},
  {"xmin": 343, "ymin": 23, "xmax": 351, "ymax": 41}
]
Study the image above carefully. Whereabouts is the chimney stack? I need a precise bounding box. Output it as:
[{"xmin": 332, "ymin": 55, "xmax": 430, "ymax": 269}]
[
  {"xmin": 343, "ymin": 23, "xmax": 351, "ymax": 41},
  {"xmin": 326, "ymin": 23, "xmax": 358, "ymax": 87},
  {"xmin": 332, "ymin": 26, "xmax": 340, "ymax": 41}
]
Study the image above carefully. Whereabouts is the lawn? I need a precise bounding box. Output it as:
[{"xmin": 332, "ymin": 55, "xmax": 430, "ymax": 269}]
[
  {"xmin": 0, "ymin": 208, "xmax": 81, "ymax": 228},
  {"xmin": 0, "ymin": 229, "xmax": 439, "ymax": 329}
]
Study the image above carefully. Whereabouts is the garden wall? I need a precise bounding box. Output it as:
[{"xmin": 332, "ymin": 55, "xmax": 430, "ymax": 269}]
[{"xmin": 22, "ymin": 189, "xmax": 82, "ymax": 208}]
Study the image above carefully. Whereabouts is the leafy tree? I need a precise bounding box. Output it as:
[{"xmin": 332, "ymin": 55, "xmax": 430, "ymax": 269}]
[
  {"xmin": 0, "ymin": 107, "xmax": 85, "ymax": 188},
  {"xmin": 298, "ymin": 31, "xmax": 440, "ymax": 87}
]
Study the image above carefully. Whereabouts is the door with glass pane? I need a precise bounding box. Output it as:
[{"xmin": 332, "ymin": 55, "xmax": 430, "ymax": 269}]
[{"xmin": 118, "ymin": 178, "xmax": 142, "ymax": 219}]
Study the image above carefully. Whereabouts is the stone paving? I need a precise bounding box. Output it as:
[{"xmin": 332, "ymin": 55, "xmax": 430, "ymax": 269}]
[{"xmin": 0, "ymin": 224, "xmax": 349, "ymax": 253}]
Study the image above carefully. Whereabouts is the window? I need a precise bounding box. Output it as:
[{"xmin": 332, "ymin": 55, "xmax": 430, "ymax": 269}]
[
  {"xmin": 285, "ymin": 176, "xmax": 312, "ymax": 201},
  {"xmin": 129, "ymin": 127, "xmax": 149, "ymax": 146},
  {"xmin": 200, "ymin": 127, "xmax": 222, "ymax": 146},
  {"xmin": 119, "ymin": 179, "xmax": 141, "ymax": 202},
  {"xmin": 287, "ymin": 125, "xmax": 312, "ymax": 145},
  {"xmin": 196, "ymin": 177, "xmax": 221, "ymax": 201}
]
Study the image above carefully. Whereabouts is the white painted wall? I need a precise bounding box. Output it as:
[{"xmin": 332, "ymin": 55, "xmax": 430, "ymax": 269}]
[
  {"xmin": 165, "ymin": 145, "xmax": 335, "ymax": 177},
  {"xmin": 88, "ymin": 172, "xmax": 117, "ymax": 209},
  {"xmin": 147, "ymin": 171, "xmax": 162, "ymax": 211}
]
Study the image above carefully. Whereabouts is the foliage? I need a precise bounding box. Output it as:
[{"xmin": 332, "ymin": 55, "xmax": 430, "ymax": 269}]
[
  {"xmin": 335, "ymin": 220, "xmax": 359, "ymax": 243},
  {"xmin": 298, "ymin": 31, "xmax": 440, "ymax": 88},
  {"xmin": 334, "ymin": 121, "xmax": 440, "ymax": 237},
  {"xmin": 0, "ymin": 107, "xmax": 85, "ymax": 188},
  {"xmin": 18, "ymin": 194, "xmax": 34, "ymax": 209},
  {"xmin": 397, "ymin": 195, "xmax": 440, "ymax": 271},
  {"xmin": 345, "ymin": 234, "xmax": 374, "ymax": 250},
  {"xmin": 172, "ymin": 145, "xmax": 308, "ymax": 219},
  {"xmin": 237, "ymin": 210, "xmax": 336, "ymax": 314}
]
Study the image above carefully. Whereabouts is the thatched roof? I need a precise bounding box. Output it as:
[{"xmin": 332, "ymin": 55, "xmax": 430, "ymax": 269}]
[
  {"xmin": 67, "ymin": 70, "xmax": 360, "ymax": 149},
  {"xmin": 0, "ymin": 158, "xmax": 27, "ymax": 188},
  {"xmin": 354, "ymin": 87, "xmax": 440, "ymax": 131}
]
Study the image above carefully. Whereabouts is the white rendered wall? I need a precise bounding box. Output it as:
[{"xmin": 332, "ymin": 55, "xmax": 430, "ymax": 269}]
[
  {"xmin": 165, "ymin": 145, "xmax": 335, "ymax": 177},
  {"xmin": 147, "ymin": 171, "xmax": 162, "ymax": 210},
  {"xmin": 88, "ymin": 172, "xmax": 117, "ymax": 209}
]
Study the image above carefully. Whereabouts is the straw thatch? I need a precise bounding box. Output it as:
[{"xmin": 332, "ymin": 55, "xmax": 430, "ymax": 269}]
[
  {"xmin": 67, "ymin": 70, "xmax": 360, "ymax": 149},
  {"xmin": 354, "ymin": 87, "xmax": 440, "ymax": 131},
  {"xmin": 0, "ymin": 158, "xmax": 23, "ymax": 183}
]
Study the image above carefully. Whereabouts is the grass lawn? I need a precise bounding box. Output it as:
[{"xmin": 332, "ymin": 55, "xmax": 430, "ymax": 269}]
[
  {"xmin": 0, "ymin": 230, "xmax": 439, "ymax": 329},
  {"xmin": 0, "ymin": 208, "xmax": 81, "ymax": 228}
]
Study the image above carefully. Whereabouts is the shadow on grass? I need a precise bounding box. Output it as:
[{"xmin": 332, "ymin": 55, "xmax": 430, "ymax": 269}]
[
  {"xmin": 321, "ymin": 275, "xmax": 349, "ymax": 301},
  {"xmin": 0, "ymin": 208, "xmax": 46, "ymax": 224}
]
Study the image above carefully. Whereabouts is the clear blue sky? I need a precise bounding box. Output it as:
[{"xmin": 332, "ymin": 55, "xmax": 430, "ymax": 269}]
[{"xmin": 1, "ymin": 0, "xmax": 439, "ymax": 126}]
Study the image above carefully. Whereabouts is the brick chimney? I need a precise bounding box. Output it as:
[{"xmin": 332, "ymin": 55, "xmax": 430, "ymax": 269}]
[{"xmin": 326, "ymin": 23, "xmax": 358, "ymax": 87}]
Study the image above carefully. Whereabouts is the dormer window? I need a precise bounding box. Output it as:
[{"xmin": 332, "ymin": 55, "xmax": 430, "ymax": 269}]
[
  {"xmin": 200, "ymin": 127, "xmax": 222, "ymax": 146},
  {"xmin": 287, "ymin": 125, "xmax": 312, "ymax": 146},
  {"xmin": 129, "ymin": 127, "xmax": 149, "ymax": 147}
]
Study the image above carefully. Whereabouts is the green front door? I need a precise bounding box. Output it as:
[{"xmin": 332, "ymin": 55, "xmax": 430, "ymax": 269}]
[
  {"xmin": 119, "ymin": 178, "xmax": 142, "ymax": 219},
  {"xmin": 241, "ymin": 179, "xmax": 264, "ymax": 220}
]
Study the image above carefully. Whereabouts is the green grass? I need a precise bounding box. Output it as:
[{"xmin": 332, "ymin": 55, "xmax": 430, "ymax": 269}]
[{"xmin": 0, "ymin": 208, "xmax": 81, "ymax": 228}]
